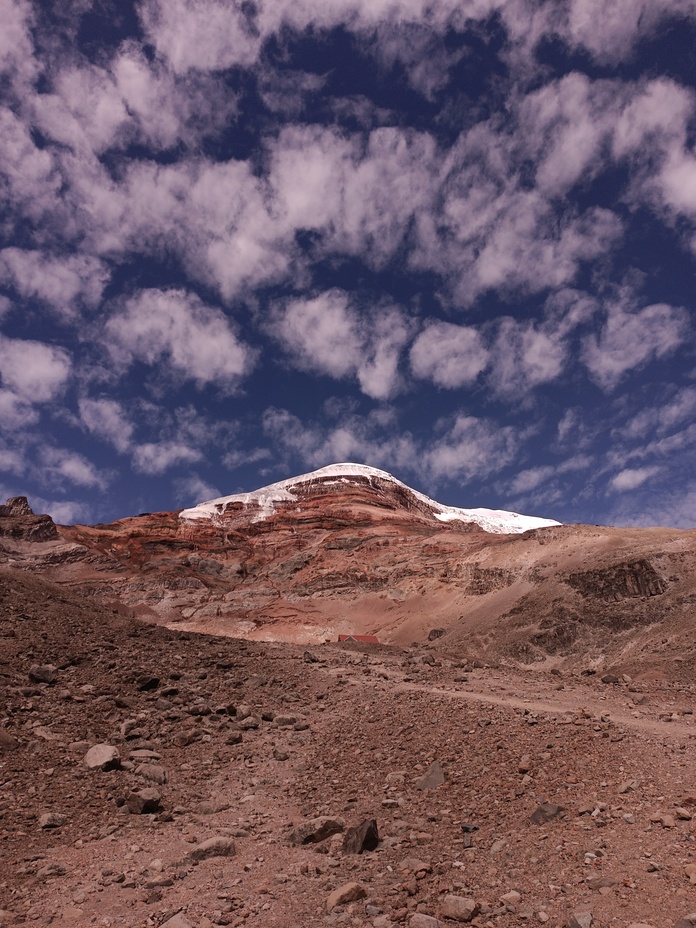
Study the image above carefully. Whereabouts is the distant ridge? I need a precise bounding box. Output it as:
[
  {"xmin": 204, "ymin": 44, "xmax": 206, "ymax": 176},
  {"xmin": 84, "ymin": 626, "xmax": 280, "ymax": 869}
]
[{"xmin": 180, "ymin": 462, "xmax": 561, "ymax": 534}]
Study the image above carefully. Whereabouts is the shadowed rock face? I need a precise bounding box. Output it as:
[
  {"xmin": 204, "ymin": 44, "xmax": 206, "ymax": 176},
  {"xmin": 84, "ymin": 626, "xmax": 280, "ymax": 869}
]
[
  {"xmin": 0, "ymin": 475, "xmax": 695, "ymax": 674},
  {"xmin": 566, "ymin": 560, "xmax": 668, "ymax": 600},
  {"xmin": 0, "ymin": 497, "xmax": 58, "ymax": 542}
]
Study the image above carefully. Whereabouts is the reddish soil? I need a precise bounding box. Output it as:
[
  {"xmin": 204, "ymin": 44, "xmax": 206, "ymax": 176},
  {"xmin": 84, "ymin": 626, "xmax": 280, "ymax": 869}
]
[{"xmin": 1, "ymin": 569, "xmax": 694, "ymax": 928}]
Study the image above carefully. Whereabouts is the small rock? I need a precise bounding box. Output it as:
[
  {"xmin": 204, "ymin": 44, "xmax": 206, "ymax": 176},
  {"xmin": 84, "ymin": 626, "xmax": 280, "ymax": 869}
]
[
  {"xmin": 288, "ymin": 816, "xmax": 344, "ymax": 845},
  {"xmin": 409, "ymin": 916, "xmax": 441, "ymax": 928},
  {"xmin": 684, "ymin": 863, "xmax": 696, "ymax": 885},
  {"xmin": 650, "ymin": 812, "xmax": 676, "ymax": 828},
  {"xmin": 39, "ymin": 812, "xmax": 66, "ymax": 829},
  {"xmin": 326, "ymin": 881, "xmax": 366, "ymax": 912},
  {"xmin": 676, "ymin": 807, "xmax": 693, "ymax": 821},
  {"xmin": 135, "ymin": 764, "xmax": 168, "ymax": 785},
  {"xmin": 126, "ymin": 788, "xmax": 162, "ymax": 814},
  {"xmin": 188, "ymin": 836, "xmax": 236, "ymax": 861},
  {"xmin": 530, "ymin": 802, "xmax": 564, "ymax": 824},
  {"xmin": 0, "ymin": 729, "xmax": 18, "ymax": 751},
  {"xmin": 160, "ymin": 915, "xmax": 193, "ymax": 928},
  {"xmin": 500, "ymin": 891, "xmax": 521, "ymax": 906},
  {"xmin": 28, "ymin": 664, "xmax": 57, "ymax": 684},
  {"xmin": 440, "ymin": 894, "xmax": 480, "ymax": 921},
  {"xmin": 568, "ymin": 914, "xmax": 592, "ymax": 928},
  {"xmin": 415, "ymin": 761, "xmax": 446, "ymax": 790},
  {"xmin": 600, "ymin": 674, "xmax": 619, "ymax": 684},
  {"xmin": 675, "ymin": 918, "xmax": 696, "ymax": 928},
  {"xmin": 84, "ymin": 744, "xmax": 121, "ymax": 770},
  {"xmin": 303, "ymin": 651, "xmax": 319, "ymax": 663},
  {"xmin": 343, "ymin": 818, "xmax": 379, "ymax": 854},
  {"xmin": 586, "ymin": 876, "xmax": 617, "ymax": 890},
  {"xmin": 36, "ymin": 862, "xmax": 67, "ymax": 880}
]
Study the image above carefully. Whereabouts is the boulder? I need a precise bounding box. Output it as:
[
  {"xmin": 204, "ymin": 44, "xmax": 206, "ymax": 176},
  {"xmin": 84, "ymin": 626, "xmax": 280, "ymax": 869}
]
[
  {"xmin": 343, "ymin": 818, "xmax": 379, "ymax": 854},
  {"xmin": 84, "ymin": 744, "xmax": 121, "ymax": 770},
  {"xmin": 415, "ymin": 761, "xmax": 446, "ymax": 790},
  {"xmin": 440, "ymin": 894, "xmax": 480, "ymax": 921},
  {"xmin": 126, "ymin": 788, "xmax": 162, "ymax": 814},
  {"xmin": 530, "ymin": 802, "xmax": 564, "ymax": 824},
  {"xmin": 288, "ymin": 816, "xmax": 344, "ymax": 845},
  {"xmin": 326, "ymin": 881, "xmax": 366, "ymax": 912},
  {"xmin": 188, "ymin": 836, "xmax": 236, "ymax": 861}
]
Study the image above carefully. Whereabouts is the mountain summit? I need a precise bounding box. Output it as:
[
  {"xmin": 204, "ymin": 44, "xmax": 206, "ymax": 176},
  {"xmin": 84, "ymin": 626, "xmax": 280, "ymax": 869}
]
[{"xmin": 180, "ymin": 463, "xmax": 560, "ymax": 534}]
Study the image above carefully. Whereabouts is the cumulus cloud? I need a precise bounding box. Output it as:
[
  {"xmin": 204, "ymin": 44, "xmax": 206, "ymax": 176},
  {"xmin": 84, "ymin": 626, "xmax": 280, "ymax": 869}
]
[
  {"xmin": 263, "ymin": 405, "xmax": 519, "ymax": 486},
  {"xmin": 270, "ymin": 290, "xmax": 412, "ymax": 400},
  {"xmin": 489, "ymin": 318, "xmax": 566, "ymax": 397},
  {"xmin": 410, "ymin": 321, "xmax": 489, "ymax": 389},
  {"xmin": 611, "ymin": 466, "xmax": 661, "ymax": 491},
  {"xmin": 106, "ymin": 288, "xmax": 254, "ymax": 388},
  {"xmin": 38, "ymin": 447, "xmax": 107, "ymax": 490},
  {"xmin": 132, "ymin": 441, "xmax": 203, "ymax": 475},
  {"xmin": 582, "ymin": 299, "xmax": 689, "ymax": 391},
  {"xmin": 0, "ymin": 0, "xmax": 38, "ymax": 93},
  {"xmin": 0, "ymin": 335, "xmax": 71, "ymax": 403},
  {"xmin": 79, "ymin": 397, "xmax": 134, "ymax": 453},
  {"xmin": 0, "ymin": 249, "xmax": 108, "ymax": 317},
  {"xmin": 174, "ymin": 474, "xmax": 221, "ymax": 505}
]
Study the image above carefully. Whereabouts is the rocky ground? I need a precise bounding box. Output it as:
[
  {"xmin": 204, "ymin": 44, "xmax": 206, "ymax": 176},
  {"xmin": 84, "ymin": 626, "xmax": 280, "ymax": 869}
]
[{"xmin": 1, "ymin": 568, "xmax": 695, "ymax": 928}]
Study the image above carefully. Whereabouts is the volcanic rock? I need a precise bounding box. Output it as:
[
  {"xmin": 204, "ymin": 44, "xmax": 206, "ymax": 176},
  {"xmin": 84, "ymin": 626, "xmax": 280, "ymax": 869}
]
[
  {"xmin": 84, "ymin": 743, "xmax": 121, "ymax": 770},
  {"xmin": 326, "ymin": 881, "xmax": 366, "ymax": 912},
  {"xmin": 288, "ymin": 816, "xmax": 344, "ymax": 845},
  {"xmin": 440, "ymin": 894, "xmax": 480, "ymax": 921},
  {"xmin": 343, "ymin": 818, "xmax": 379, "ymax": 854},
  {"xmin": 187, "ymin": 836, "xmax": 236, "ymax": 861}
]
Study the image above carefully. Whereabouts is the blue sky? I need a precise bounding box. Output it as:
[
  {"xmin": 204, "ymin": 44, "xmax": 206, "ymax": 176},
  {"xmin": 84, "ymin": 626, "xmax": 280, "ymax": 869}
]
[{"xmin": 1, "ymin": 0, "xmax": 696, "ymax": 527}]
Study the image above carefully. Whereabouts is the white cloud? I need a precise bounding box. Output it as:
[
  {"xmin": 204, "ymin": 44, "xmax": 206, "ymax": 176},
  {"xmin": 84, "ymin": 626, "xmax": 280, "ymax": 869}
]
[
  {"xmin": 619, "ymin": 386, "xmax": 696, "ymax": 441},
  {"xmin": 508, "ymin": 465, "xmax": 555, "ymax": 494},
  {"xmin": 45, "ymin": 64, "xmax": 130, "ymax": 154},
  {"xmin": 424, "ymin": 414, "xmax": 520, "ymax": 481},
  {"xmin": 489, "ymin": 318, "xmax": 566, "ymax": 397},
  {"xmin": 270, "ymin": 290, "xmax": 411, "ymax": 400},
  {"xmin": 0, "ymin": 335, "xmax": 71, "ymax": 403},
  {"xmin": 106, "ymin": 288, "xmax": 254, "ymax": 387},
  {"xmin": 0, "ymin": 0, "xmax": 37, "ymax": 92},
  {"xmin": 519, "ymin": 73, "xmax": 620, "ymax": 197},
  {"xmin": 79, "ymin": 397, "xmax": 134, "ymax": 453},
  {"xmin": 265, "ymin": 403, "xmax": 520, "ymax": 485},
  {"xmin": 0, "ymin": 249, "xmax": 108, "ymax": 317},
  {"xmin": 132, "ymin": 441, "xmax": 203, "ymax": 475},
  {"xmin": 39, "ymin": 447, "xmax": 107, "ymax": 490},
  {"xmin": 583, "ymin": 299, "xmax": 689, "ymax": 391},
  {"xmin": 410, "ymin": 321, "xmax": 489, "ymax": 388},
  {"xmin": 174, "ymin": 473, "xmax": 221, "ymax": 505},
  {"xmin": 611, "ymin": 466, "xmax": 661, "ymax": 491},
  {"xmin": 138, "ymin": 0, "xmax": 263, "ymax": 73},
  {"xmin": 31, "ymin": 496, "xmax": 93, "ymax": 525},
  {"xmin": 0, "ymin": 389, "xmax": 38, "ymax": 429},
  {"xmin": 0, "ymin": 107, "xmax": 60, "ymax": 223}
]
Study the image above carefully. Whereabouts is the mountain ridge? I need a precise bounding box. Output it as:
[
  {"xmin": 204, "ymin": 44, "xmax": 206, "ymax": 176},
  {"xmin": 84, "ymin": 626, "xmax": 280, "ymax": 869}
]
[{"xmin": 180, "ymin": 462, "xmax": 561, "ymax": 534}]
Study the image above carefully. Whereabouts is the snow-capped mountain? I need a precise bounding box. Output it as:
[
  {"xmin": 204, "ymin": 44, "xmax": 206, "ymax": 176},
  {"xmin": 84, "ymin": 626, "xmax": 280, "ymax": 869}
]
[{"xmin": 180, "ymin": 462, "xmax": 560, "ymax": 534}]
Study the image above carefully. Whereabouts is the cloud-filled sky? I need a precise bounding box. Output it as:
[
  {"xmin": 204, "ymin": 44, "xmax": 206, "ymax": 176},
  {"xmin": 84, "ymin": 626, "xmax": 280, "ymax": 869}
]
[{"xmin": 2, "ymin": 0, "xmax": 696, "ymax": 527}]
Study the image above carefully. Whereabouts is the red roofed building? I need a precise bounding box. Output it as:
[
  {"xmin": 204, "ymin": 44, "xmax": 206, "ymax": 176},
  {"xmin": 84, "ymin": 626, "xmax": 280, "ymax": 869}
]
[{"xmin": 338, "ymin": 634, "xmax": 380, "ymax": 643}]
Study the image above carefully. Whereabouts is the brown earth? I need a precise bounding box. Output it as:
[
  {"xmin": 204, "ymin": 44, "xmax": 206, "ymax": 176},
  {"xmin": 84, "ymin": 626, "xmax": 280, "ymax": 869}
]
[{"xmin": 0, "ymin": 567, "xmax": 695, "ymax": 928}]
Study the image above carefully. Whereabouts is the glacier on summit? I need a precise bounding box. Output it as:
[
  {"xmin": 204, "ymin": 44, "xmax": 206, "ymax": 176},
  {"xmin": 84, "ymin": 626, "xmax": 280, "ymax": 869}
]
[{"xmin": 179, "ymin": 463, "xmax": 560, "ymax": 534}]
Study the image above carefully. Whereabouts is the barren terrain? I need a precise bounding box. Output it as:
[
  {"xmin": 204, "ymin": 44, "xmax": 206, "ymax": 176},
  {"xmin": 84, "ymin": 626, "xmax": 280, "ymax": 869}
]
[{"xmin": 1, "ymin": 569, "xmax": 694, "ymax": 928}]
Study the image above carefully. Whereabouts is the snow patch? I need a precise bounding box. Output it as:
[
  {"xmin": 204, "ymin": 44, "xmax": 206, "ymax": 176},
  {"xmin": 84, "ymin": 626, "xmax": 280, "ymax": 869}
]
[{"xmin": 179, "ymin": 462, "xmax": 561, "ymax": 534}]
